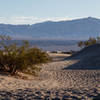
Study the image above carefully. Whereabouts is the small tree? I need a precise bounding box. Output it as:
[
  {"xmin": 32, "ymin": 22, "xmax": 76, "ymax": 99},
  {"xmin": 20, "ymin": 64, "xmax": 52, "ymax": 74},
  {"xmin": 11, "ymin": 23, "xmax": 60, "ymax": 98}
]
[
  {"xmin": 78, "ymin": 41, "xmax": 84, "ymax": 48},
  {"xmin": 88, "ymin": 37, "xmax": 97, "ymax": 45}
]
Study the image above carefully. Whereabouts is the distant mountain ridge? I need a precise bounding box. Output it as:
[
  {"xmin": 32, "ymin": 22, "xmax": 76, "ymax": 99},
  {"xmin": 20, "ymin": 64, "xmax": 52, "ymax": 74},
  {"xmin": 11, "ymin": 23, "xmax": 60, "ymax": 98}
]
[{"xmin": 0, "ymin": 17, "xmax": 100, "ymax": 40}]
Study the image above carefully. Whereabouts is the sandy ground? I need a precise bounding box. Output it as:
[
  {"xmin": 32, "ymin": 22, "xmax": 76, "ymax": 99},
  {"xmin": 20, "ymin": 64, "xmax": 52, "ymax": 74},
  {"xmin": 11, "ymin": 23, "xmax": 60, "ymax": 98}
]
[{"xmin": 0, "ymin": 53, "xmax": 100, "ymax": 100}]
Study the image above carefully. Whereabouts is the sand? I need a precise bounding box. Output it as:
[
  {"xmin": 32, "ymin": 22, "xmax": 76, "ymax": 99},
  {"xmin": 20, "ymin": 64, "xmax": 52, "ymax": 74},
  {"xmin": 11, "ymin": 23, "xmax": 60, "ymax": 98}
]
[{"xmin": 0, "ymin": 52, "xmax": 100, "ymax": 100}]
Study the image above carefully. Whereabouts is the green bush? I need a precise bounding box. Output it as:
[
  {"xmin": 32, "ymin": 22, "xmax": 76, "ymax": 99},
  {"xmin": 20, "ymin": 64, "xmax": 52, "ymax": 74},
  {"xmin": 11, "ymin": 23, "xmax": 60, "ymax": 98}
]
[
  {"xmin": 78, "ymin": 37, "xmax": 99, "ymax": 48},
  {"xmin": 0, "ymin": 35, "xmax": 50, "ymax": 75}
]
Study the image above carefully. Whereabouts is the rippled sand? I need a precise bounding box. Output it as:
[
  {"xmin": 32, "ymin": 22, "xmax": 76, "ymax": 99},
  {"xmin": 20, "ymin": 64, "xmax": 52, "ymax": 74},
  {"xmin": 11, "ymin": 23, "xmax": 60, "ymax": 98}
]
[{"xmin": 0, "ymin": 53, "xmax": 100, "ymax": 100}]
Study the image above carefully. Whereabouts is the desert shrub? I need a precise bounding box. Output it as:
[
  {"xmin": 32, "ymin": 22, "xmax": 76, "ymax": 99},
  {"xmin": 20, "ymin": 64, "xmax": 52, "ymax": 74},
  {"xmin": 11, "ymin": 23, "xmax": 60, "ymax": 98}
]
[
  {"xmin": 0, "ymin": 35, "xmax": 50, "ymax": 75},
  {"xmin": 78, "ymin": 37, "xmax": 99, "ymax": 48},
  {"xmin": 78, "ymin": 41, "xmax": 84, "ymax": 48}
]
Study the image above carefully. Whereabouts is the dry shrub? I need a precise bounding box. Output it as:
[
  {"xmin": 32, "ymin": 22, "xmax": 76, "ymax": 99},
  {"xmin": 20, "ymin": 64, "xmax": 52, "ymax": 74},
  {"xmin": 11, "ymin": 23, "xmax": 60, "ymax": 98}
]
[{"xmin": 0, "ymin": 35, "xmax": 50, "ymax": 75}]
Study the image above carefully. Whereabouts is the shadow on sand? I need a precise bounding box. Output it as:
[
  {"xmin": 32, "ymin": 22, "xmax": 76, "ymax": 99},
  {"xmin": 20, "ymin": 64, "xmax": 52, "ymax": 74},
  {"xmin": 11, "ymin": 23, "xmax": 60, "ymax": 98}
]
[{"xmin": 64, "ymin": 44, "xmax": 100, "ymax": 70}]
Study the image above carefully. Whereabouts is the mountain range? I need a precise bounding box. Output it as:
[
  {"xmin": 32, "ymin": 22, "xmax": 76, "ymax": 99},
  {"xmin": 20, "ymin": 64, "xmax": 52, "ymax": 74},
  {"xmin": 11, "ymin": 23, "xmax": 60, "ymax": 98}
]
[{"xmin": 0, "ymin": 17, "xmax": 100, "ymax": 40}]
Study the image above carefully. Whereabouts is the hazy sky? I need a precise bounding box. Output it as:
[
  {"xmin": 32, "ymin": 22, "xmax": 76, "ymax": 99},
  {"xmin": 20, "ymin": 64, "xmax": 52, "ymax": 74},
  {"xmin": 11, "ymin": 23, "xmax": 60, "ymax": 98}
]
[{"xmin": 0, "ymin": 0, "xmax": 100, "ymax": 24}]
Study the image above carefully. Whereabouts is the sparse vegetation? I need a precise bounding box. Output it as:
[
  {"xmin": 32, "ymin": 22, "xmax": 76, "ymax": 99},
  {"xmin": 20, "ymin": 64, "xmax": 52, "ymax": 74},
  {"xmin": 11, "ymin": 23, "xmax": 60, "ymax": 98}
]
[
  {"xmin": 78, "ymin": 37, "xmax": 100, "ymax": 48},
  {"xmin": 0, "ymin": 35, "xmax": 50, "ymax": 75}
]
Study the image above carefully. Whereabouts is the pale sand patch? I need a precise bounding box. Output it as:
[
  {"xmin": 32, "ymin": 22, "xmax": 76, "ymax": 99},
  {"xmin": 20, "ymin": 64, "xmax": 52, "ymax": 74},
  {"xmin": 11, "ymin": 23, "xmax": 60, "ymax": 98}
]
[{"xmin": 48, "ymin": 52, "xmax": 71, "ymax": 61}]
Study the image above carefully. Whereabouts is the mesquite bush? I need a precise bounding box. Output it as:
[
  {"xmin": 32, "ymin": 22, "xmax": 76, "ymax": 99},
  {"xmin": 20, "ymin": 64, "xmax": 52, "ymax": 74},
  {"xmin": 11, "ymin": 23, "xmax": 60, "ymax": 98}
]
[{"xmin": 0, "ymin": 35, "xmax": 50, "ymax": 75}]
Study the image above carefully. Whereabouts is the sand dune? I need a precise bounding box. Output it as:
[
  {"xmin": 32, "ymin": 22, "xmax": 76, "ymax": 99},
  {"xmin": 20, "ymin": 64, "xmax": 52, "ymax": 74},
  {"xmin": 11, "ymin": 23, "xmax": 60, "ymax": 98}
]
[
  {"xmin": 0, "ymin": 48, "xmax": 100, "ymax": 99},
  {"xmin": 65, "ymin": 44, "xmax": 100, "ymax": 69}
]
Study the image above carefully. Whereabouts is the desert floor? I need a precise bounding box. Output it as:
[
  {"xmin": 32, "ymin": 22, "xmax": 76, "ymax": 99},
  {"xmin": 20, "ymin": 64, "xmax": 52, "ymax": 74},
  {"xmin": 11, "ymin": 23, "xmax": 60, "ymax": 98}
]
[{"xmin": 0, "ymin": 53, "xmax": 100, "ymax": 100}]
